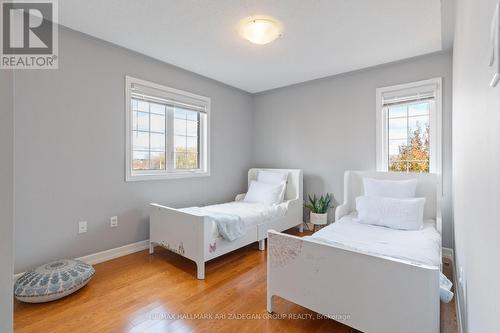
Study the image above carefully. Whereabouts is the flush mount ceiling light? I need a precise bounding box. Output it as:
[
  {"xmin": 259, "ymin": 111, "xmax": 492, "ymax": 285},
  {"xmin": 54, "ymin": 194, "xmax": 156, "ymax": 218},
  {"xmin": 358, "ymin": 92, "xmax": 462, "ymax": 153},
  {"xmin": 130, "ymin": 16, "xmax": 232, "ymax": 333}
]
[{"xmin": 238, "ymin": 16, "xmax": 283, "ymax": 45}]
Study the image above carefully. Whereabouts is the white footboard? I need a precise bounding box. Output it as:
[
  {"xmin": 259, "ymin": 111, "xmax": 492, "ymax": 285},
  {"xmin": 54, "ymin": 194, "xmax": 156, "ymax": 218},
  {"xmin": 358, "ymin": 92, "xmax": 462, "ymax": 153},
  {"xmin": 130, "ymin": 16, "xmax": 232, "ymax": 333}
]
[
  {"xmin": 150, "ymin": 203, "xmax": 209, "ymax": 279},
  {"xmin": 267, "ymin": 230, "xmax": 440, "ymax": 333}
]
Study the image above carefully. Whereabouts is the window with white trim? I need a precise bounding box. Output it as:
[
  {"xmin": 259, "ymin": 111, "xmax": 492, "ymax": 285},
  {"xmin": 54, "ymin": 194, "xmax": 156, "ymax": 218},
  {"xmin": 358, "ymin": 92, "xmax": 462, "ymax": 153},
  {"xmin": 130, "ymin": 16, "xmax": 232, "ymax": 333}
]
[
  {"xmin": 376, "ymin": 78, "xmax": 442, "ymax": 174},
  {"xmin": 125, "ymin": 76, "xmax": 210, "ymax": 181}
]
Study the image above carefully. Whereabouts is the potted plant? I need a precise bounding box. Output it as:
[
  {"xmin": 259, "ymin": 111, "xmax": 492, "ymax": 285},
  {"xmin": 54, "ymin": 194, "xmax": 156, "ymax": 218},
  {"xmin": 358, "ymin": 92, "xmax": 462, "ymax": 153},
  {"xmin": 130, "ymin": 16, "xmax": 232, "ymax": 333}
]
[{"xmin": 305, "ymin": 193, "xmax": 332, "ymax": 226}]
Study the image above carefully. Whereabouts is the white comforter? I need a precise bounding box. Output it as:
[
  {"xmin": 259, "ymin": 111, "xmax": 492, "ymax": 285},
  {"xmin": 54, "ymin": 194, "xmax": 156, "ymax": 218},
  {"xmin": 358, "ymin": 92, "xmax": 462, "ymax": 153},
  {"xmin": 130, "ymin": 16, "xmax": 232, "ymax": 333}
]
[
  {"xmin": 309, "ymin": 214, "xmax": 441, "ymax": 266},
  {"xmin": 183, "ymin": 201, "xmax": 288, "ymax": 240},
  {"xmin": 307, "ymin": 214, "xmax": 453, "ymax": 303}
]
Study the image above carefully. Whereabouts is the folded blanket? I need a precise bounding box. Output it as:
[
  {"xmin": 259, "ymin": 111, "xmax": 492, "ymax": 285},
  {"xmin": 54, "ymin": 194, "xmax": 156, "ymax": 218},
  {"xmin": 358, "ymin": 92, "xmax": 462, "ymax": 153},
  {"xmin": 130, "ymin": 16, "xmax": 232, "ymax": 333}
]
[{"xmin": 179, "ymin": 207, "xmax": 245, "ymax": 241}]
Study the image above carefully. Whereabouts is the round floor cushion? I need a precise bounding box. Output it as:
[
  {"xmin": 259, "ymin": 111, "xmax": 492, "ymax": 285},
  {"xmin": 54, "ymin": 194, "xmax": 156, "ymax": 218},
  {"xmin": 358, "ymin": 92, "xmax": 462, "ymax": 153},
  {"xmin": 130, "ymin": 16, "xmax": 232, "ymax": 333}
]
[{"xmin": 14, "ymin": 259, "xmax": 95, "ymax": 303}]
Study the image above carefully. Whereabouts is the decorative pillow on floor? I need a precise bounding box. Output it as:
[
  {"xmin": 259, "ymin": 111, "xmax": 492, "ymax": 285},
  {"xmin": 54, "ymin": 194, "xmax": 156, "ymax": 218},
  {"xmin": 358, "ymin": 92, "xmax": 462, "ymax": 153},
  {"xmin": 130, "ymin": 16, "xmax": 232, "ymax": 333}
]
[{"xmin": 14, "ymin": 259, "xmax": 95, "ymax": 303}]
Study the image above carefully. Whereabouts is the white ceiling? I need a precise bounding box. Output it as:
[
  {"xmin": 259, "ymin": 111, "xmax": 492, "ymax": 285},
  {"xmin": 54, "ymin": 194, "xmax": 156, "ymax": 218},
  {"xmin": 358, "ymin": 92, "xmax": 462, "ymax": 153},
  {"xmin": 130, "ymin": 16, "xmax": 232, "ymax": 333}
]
[{"xmin": 59, "ymin": 0, "xmax": 448, "ymax": 93}]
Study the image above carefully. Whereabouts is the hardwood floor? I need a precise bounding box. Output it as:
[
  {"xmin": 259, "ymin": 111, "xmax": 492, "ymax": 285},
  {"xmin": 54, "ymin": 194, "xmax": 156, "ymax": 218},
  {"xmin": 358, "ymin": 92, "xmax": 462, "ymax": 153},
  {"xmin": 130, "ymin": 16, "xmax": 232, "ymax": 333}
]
[
  {"xmin": 14, "ymin": 229, "xmax": 458, "ymax": 333},
  {"xmin": 441, "ymin": 257, "xmax": 459, "ymax": 333}
]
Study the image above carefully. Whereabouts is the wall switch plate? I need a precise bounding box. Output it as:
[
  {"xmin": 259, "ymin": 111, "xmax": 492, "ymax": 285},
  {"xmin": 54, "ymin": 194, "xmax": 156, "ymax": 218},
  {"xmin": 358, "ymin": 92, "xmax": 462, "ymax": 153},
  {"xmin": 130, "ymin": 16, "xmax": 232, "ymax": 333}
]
[
  {"xmin": 78, "ymin": 221, "xmax": 87, "ymax": 234},
  {"xmin": 110, "ymin": 216, "xmax": 118, "ymax": 227}
]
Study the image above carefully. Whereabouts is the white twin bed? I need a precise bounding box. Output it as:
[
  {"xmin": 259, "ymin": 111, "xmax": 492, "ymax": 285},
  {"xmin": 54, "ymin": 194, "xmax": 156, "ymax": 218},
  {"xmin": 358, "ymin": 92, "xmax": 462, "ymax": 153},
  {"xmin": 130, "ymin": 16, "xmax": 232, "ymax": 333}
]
[
  {"xmin": 267, "ymin": 170, "xmax": 447, "ymax": 333},
  {"xmin": 149, "ymin": 168, "xmax": 303, "ymax": 279}
]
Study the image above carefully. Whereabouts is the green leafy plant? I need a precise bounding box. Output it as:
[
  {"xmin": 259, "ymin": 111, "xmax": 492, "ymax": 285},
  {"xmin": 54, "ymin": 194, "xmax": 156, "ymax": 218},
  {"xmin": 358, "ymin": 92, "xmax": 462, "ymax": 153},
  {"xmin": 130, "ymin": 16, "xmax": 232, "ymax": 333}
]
[{"xmin": 305, "ymin": 193, "xmax": 332, "ymax": 214}]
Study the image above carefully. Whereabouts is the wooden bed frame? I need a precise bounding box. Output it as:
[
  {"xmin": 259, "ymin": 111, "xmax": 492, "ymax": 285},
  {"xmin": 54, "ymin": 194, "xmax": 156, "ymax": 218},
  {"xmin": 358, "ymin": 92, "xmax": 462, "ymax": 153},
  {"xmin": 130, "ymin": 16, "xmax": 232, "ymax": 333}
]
[
  {"xmin": 267, "ymin": 170, "xmax": 442, "ymax": 333},
  {"xmin": 149, "ymin": 168, "xmax": 303, "ymax": 279}
]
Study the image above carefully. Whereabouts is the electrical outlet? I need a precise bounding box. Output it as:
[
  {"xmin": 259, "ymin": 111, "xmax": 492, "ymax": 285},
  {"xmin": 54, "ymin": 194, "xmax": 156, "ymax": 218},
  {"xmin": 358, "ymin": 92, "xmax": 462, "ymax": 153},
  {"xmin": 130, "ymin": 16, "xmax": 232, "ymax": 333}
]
[
  {"xmin": 110, "ymin": 216, "xmax": 118, "ymax": 228},
  {"xmin": 78, "ymin": 221, "xmax": 87, "ymax": 234}
]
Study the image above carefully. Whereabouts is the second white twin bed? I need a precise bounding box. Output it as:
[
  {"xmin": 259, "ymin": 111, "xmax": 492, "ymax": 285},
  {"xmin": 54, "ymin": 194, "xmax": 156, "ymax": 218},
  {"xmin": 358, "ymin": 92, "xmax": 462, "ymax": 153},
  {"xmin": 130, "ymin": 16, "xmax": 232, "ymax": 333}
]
[
  {"xmin": 267, "ymin": 170, "xmax": 449, "ymax": 333},
  {"xmin": 149, "ymin": 168, "xmax": 303, "ymax": 279}
]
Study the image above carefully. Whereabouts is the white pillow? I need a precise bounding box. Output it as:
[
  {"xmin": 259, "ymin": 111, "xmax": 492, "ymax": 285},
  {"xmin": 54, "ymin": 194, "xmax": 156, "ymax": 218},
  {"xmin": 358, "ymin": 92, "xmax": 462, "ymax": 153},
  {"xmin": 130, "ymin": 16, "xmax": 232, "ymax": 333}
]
[
  {"xmin": 257, "ymin": 170, "xmax": 288, "ymax": 184},
  {"xmin": 244, "ymin": 180, "xmax": 286, "ymax": 205},
  {"xmin": 257, "ymin": 170, "xmax": 288, "ymax": 202},
  {"xmin": 363, "ymin": 178, "xmax": 418, "ymax": 198},
  {"xmin": 355, "ymin": 196, "xmax": 426, "ymax": 230}
]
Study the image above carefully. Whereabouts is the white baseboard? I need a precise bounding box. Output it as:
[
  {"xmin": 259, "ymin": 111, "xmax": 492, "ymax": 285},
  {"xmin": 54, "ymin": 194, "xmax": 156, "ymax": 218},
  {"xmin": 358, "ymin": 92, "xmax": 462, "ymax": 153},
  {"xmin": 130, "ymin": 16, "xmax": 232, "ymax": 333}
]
[
  {"xmin": 452, "ymin": 256, "xmax": 465, "ymax": 333},
  {"xmin": 77, "ymin": 239, "xmax": 149, "ymax": 265},
  {"xmin": 14, "ymin": 239, "xmax": 149, "ymax": 281},
  {"xmin": 456, "ymin": 285, "xmax": 464, "ymax": 333},
  {"xmin": 442, "ymin": 247, "xmax": 454, "ymax": 261},
  {"xmin": 442, "ymin": 246, "xmax": 464, "ymax": 333}
]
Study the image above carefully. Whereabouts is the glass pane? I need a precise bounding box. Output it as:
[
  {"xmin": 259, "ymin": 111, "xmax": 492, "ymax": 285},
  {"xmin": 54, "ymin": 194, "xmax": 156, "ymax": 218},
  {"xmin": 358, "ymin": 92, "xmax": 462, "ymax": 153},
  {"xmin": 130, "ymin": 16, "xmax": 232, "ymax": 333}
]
[
  {"xmin": 174, "ymin": 108, "xmax": 187, "ymax": 120},
  {"xmin": 408, "ymin": 116, "xmax": 429, "ymax": 135},
  {"xmin": 175, "ymin": 108, "xmax": 199, "ymax": 120},
  {"xmin": 150, "ymin": 114, "xmax": 165, "ymax": 133},
  {"xmin": 174, "ymin": 118, "xmax": 187, "ymax": 135},
  {"xmin": 386, "ymin": 101, "xmax": 431, "ymax": 173},
  {"xmin": 186, "ymin": 110, "xmax": 198, "ymax": 121},
  {"xmin": 408, "ymin": 115, "xmax": 430, "ymax": 160},
  {"xmin": 131, "ymin": 99, "xmax": 138, "ymax": 111},
  {"xmin": 174, "ymin": 135, "xmax": 187, "ymax": 152},
  {"xmin": 132, "ymin": 150, "xmax": 149, "ymax": 170},
  {"xmin": 175, "ymin": 152, "xmax": 198, "ymax": 169},
  {"xmin": 408, "ymin": 102, "xmax": 430, "ymax": 117},
  {"xmin": 137, "ymin": 100, "xmax": 149, "ymax": 112},
  {"xmin": 132, "ymin": 131, "xmax": 149, "ymax": 151},
  {"xmin": 187, "ymin": 152, "xmax": 199, "ymax": 169},
  {"xmin": 132, "ymin": 111, "xmax": 149, "ymax": 132},
  {"xmin": 388, "ymin": 118, "xmax": 407, "ymax": 139},
  {"xmin": 186, "ymin": 136, "xmax": 198, "ymax": 152},
  {"xmin": 175, "ymin": 153, "xmax": 187, "ymax": 169},
  {"xmin": 407, "ymin": 160, "xmax": 429, "ymax": 173},
  {"xmin": 388, "ymin": 105, "xmax": 407, "ymax": 119},
  {"xmin": 150, "ymin": 103, "xmax": 166, "ymax": 116},
  {"xmin": 388, "ymin": 158, "xmax": 407, "ymax": 172},
  {"xmin": 150, "ymin": 133, "xmax": 165, "ymax": 152},
  {"xmin": 389, "ymin": 139, "xmax": 407, "ymax": 158},
  {"xmin": 150, "ymin": 152, "xmax": 166, "ymax": 170},
  {"xmin": 186, "ymin": 120, "xmax": 198, "ymax": 137}
]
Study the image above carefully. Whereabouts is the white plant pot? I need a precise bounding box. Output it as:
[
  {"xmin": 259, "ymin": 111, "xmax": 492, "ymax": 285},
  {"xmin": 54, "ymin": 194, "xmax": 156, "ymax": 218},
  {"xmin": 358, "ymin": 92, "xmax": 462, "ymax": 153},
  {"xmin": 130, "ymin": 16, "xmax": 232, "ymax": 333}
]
[{"xmin": 310, "ymin": 212, "xmax": 327, "ymax": 225}]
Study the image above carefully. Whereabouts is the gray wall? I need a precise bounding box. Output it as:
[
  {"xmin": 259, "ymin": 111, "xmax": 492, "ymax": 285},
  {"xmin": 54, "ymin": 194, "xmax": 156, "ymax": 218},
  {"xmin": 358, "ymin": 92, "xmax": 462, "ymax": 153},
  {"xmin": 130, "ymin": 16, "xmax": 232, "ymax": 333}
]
[
  {"xmin": 252, "ymin": 52, "xmax": 454, "ymax": 247},
  {"xmin": 13, "ymin": 27, "xmax": 254, "ymax": 272},
  {"xmin": 0, "ymin": 70, "xmax": 14, "ymax": 332},
  {"xmin": 452, "ymin": 0, "xmax": 500, "ymax": 331},
  {"xmin": 13, "ymin": 27, "xmax": 455, "ymax": 275}
]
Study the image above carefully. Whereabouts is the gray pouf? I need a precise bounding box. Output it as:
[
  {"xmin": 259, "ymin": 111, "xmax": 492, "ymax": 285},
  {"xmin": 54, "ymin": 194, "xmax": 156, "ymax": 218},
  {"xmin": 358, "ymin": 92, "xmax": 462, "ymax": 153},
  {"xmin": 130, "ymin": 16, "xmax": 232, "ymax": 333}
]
[{"xmin": 14, "ymin": 259, "xmax": 95, "ymax": 303}]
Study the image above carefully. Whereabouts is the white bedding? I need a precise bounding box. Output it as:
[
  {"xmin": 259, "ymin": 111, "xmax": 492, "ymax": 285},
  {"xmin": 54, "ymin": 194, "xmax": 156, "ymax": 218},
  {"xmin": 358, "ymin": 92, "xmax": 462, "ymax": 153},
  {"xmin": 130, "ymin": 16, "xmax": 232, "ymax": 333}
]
[
  {"xmin": 307, "ymin": 214, "xmax": 453, "ymax": 302},
  {"xmin": 184, "ymin": 201, "xmax": 288, "ymax": 240},
  {"xmin": 308, "ymin": 213, "xmax": 441, "ymax": 266}
]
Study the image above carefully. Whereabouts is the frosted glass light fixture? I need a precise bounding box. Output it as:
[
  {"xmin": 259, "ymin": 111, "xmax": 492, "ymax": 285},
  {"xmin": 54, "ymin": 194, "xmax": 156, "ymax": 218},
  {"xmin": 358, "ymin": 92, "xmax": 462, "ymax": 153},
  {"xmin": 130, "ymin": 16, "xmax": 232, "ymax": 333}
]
[{"xmin": 239, "ymin": 16, "xmax": 283, "ymax": 45}]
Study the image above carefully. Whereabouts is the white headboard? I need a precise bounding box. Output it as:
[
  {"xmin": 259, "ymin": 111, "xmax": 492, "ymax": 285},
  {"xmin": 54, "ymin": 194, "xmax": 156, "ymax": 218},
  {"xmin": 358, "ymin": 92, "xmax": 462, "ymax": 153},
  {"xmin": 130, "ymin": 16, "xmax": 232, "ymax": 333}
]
[
  {"xmin": 248, "ymin": 168, "xmax": 303, "ymax": 202},
  {"xmin": 341, "ymin": 171, "xmax": 441, "ymax": 231}
]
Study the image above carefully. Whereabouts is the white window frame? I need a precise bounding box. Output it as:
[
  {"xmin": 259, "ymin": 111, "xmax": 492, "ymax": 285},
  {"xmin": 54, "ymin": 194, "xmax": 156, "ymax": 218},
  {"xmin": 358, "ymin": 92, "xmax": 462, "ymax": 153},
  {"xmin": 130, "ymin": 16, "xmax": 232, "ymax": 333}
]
[
  {"xmin": 125, "ymin": 76, "xmax": 211, "ymax": 181},
  {"xmin": 375, "ymin": 77, "xmax": 442, "ymax": 174}
]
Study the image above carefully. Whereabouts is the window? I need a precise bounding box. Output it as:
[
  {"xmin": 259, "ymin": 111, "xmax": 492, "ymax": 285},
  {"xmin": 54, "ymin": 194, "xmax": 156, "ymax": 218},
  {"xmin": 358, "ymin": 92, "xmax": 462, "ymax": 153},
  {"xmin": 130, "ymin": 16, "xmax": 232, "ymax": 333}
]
[
  {"xmin": 125, "ymin": 76, "xmax": 210, "ymax": 181},
  {"xmin": 376, "ymin": 78, "xmax": 442, "ymax": 174}
]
